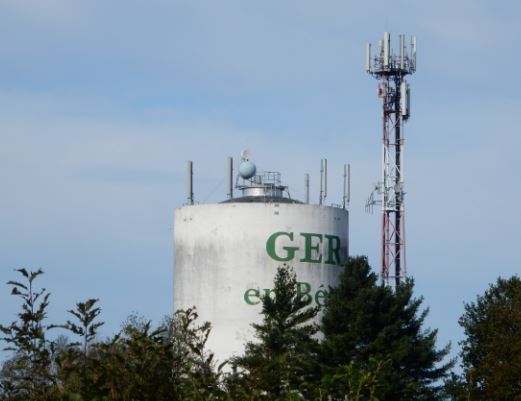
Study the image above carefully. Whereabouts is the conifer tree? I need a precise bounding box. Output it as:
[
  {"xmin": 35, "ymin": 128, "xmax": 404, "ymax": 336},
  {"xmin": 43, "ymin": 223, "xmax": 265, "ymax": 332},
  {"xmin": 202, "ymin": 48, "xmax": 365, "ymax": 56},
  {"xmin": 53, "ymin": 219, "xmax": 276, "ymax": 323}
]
[
  {"xmin": 232, "ymin": 264, "xmax": 320, "ymax": 400},
  {"xmin": 321, "ymin": 256, "xmax": 452, "ymax": 401}
]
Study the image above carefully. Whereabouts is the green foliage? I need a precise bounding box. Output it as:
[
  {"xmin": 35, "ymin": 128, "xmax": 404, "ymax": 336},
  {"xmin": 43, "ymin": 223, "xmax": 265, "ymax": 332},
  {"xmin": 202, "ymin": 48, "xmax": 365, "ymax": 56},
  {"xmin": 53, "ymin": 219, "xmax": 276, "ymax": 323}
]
[
  {"xmin": 168, "ymin": 308, "xmax": 223, "ymax": 400},
  {"xmin": 0, "ymin": 268, "xmax": 55, "ymax": 401},
  {"xmin": 0, "ymin": 269, "xmax": 221, "ymax": 401},
  {"xmin": 442, "ymin": 372, "xmax": 468, "ymax": 401},
  {"xmin": 457, "ymin": 275, "xmax": 521, "ymax": 401},
  {"xmin": 0, "ymin": 261, "xmax": 457, "ymax": 401},
  {"xmin": 63, "ymin": 299, "xmax": 104, "ymax": 355},
  {"xmin": 321, "ymin": 256, "xmax": 452, "ymax": 401},
  {"xmin": 232, "ymin": 264, "xmax": 320, "ymax": 400},
  {"xmin": 94, "ymin": 316, "xmax": 175, "ymax": 401},
  {"xmin": 54, "ymin": 298, "xmax": 104, "ymax": 400},
  {"xmin": 63, "ymin": 308, "xmax": 221, "ymax": 401},
  {"xmin": 320, "ymin": 358, "xmax": 387, "ymax": 401}
]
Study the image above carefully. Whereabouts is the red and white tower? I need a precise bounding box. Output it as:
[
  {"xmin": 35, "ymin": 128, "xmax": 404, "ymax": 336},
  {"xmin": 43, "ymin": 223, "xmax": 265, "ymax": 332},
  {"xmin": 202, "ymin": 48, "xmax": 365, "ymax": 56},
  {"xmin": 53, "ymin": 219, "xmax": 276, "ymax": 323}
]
[{"xmin": 365, "ymin": 32, "xmax": 416, "ymax": 286}]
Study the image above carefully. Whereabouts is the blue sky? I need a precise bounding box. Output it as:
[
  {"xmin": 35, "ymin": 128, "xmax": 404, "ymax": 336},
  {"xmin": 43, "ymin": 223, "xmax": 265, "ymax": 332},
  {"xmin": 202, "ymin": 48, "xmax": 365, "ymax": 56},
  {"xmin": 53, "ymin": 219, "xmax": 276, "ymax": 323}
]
[{"xmin": 1, "ymin": 0, "xmax": 520, "ymax": 367}]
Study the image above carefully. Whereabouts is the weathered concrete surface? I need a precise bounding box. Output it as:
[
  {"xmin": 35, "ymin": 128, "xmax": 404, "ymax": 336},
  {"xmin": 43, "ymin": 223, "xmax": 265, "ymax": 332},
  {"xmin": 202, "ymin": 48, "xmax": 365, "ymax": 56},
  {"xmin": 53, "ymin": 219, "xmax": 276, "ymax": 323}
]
[{"xmin": 174, "ymin": 202, "xmax": 348, "ymax": 362}]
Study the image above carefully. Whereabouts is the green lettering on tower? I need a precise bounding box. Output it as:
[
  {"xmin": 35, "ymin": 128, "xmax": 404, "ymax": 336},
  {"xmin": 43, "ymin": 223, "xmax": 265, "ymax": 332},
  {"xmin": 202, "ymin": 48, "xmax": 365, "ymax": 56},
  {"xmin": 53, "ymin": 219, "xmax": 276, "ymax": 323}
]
[
  {"xmin": 299, "ymin": 233, "xmax": 323, "ymax": 263},
  {"xmin": 266, "ymin": 231, "xmax": 299, "ymax": 262}
]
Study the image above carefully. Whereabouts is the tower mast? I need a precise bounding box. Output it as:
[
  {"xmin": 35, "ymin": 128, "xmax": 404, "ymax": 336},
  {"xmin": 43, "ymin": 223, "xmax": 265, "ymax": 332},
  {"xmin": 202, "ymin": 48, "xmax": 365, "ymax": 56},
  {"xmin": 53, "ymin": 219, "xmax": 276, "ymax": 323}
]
[{"xmin": 365, "ymin": 33, "xmax": 416, "ymax": 286}]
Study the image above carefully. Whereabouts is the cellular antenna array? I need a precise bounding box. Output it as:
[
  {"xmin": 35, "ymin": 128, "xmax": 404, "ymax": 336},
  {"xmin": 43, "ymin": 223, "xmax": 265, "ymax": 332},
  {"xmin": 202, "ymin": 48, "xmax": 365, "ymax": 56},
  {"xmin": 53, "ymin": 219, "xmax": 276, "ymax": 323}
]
[{"xmin": 365, "ymin": 32, "xmax": 416, "ymax": 286}]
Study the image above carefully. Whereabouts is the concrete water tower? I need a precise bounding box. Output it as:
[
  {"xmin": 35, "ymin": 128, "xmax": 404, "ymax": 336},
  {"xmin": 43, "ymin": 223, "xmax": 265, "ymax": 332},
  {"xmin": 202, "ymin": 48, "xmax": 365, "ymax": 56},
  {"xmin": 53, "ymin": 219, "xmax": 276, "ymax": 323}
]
[{"xmin": 173, "ymin": 152, "xmax": 350, "ymax": 362}]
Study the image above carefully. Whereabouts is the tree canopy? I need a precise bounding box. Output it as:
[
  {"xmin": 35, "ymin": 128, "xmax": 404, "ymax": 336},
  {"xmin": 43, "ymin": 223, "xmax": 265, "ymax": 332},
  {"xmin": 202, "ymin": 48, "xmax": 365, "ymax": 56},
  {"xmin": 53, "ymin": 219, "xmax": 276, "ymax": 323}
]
[
  {"xmin": 0, "ymin": 269, "xmax": 54, "ymax": 400},
  {"xmin": 0, "ymin": 269, "xmax": 220, "ymax": 401},
  {"xmin": 321, "ymin": 256, "xmax": 452, "ymax": 401},
  {"xmin": 1, "ymin": 260, "xmax": 457, "ymax": 401},
  {"xmin": 231, "ymin": 264, "xmax": 320, "ymax": 400},
  {"xmin": 456, "ymin": 275, "xmax": 521, "ymax": 401}
]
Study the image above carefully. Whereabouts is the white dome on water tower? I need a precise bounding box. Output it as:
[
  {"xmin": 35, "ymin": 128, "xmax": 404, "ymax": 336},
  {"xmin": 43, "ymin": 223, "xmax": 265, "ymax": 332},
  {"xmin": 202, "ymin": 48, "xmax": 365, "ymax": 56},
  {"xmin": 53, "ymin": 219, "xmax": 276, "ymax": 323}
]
[{"xmin": 238, "ymin": 160, "xmax": 256, "ymax": 179}]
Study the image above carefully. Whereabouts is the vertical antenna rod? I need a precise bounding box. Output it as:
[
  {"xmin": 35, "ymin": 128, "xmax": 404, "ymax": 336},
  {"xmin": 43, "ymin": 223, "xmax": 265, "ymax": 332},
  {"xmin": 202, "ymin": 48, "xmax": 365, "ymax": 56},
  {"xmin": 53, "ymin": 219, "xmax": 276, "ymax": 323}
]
[
  {"xmin": 319, "ymin": 159, "xmax": 324, "ymax": 205},
  {"xmin": 305, "ymin": 173, "xmax": 310, "ymax": 204},
  {"xmin": 323, "ymin": 159, "xmax": 328, "ymax": 203},
  {"xmin": 347, "ymin": 164, "xmax": 351, "ymax": 206},
  {"xmin": 319, "ymin": 159, "xmax": 328, "ymax": 205},
  {"xmin": 343, "ymin": 164, "xmax": 351, "ymax": 209},
  {"xmin": 227, "ymin": 157, "xmax": 234, "ymax": 199},
  {"xmin": 187, "ymin": 160, "xmax": 194, "ymax": 205},
  {"xmin": 365, "ymin": 32, "xmax": 416, "ymax": 286}
]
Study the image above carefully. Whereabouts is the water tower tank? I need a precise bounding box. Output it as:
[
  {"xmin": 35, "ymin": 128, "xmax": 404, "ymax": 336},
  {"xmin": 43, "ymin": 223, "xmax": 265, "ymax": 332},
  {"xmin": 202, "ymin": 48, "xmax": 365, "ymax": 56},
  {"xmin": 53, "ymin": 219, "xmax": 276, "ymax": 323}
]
[{"xmin": 173, "ymin": 163, "xmax": 348, "ymax": 362}]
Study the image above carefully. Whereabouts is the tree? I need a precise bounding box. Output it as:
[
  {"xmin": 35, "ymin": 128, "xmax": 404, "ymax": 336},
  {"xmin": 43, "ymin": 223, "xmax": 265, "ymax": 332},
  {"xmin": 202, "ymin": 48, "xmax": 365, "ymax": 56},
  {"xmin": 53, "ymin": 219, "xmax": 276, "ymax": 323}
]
[
  {"xmin": 442, "ymin": 372, "xmax": 468, "ymax": 401},
  {"xmin": 457, "ymin": 275, "xmax": 521, "ymax": 400},
  {"xmin": 168, "ymin": 308, "xmax": 222, "ymax": 401},
  {"xmin": 63, "ymin": 299, "xmax": 104, "ymax": 358},
  {"xmin": 98, "ymin": 316, "xmax": 175, "ymax": 401},
  {"xmin": 321, "ymin": 256, "xmax": 452, "ymax": 401},
  {"xmin": 55, "ymin": 298, "xmax": 104, "ymax": 400},
  {"xmin": 231, "ymin": 264, "xmax": 320, "ymax": 400},
  {"xmin": 0, "ymin": 268, "xmax": 225, "ymax": 401},
  {"xmin": 82, "ymin": 308, "xmax": 221, "ymax": 401},
  {"xmin": 320, "ymin": 358, "xmax": 387, "ymax": 401},
  {"xmin": 0, "ymin": 269, "xmax": 55, "ymax": 401}
]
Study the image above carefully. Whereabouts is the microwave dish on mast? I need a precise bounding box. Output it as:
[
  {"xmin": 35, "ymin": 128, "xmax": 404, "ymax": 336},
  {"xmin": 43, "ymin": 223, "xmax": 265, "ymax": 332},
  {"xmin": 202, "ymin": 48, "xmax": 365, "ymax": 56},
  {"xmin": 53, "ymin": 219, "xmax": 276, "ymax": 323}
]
[{"xmin": 240, "ymin": 149, "xmax": 252, "ymax": 161}]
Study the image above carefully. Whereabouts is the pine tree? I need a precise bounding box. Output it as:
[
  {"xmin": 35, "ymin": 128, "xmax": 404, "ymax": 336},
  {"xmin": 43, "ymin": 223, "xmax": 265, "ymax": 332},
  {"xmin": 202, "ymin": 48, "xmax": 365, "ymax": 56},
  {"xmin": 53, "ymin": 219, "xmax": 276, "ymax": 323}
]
[
  {"xmin": 232, "ymin": 264, "xmax": 320, "ymax": 401},
  {"xmin": 321, "ymin": 256, "xmax": 452, "ymax": 401}
]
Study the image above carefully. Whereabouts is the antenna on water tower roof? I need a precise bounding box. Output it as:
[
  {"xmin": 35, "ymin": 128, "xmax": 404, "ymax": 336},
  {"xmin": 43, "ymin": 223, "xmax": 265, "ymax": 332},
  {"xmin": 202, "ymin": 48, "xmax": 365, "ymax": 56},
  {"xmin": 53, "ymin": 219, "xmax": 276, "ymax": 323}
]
[
  {"xmin": 227, "ymin": 157, "xmax": 233, "ymax": 199},
  {"xmin": 319, "ymin": 159, "xmax": 327, "ymax": 205},
  {"xmin": 343, "ymin": 164, "xmax": 350, "ymax": 209},
  {"xmin": 187, "ymin": 160, "xmax": 194, "ymax": 205},
  {"xmin": 305, "ymin": 173, "xmax": 310, "ymax": 204}
]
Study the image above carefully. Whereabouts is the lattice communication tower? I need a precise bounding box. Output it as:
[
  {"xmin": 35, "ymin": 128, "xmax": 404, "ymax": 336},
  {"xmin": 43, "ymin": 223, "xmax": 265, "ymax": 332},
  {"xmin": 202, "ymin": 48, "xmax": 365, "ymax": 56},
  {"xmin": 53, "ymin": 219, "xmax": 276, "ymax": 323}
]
[{"xmin": 365, "ymin": 32, "xmax": 416, "ymax": 286}]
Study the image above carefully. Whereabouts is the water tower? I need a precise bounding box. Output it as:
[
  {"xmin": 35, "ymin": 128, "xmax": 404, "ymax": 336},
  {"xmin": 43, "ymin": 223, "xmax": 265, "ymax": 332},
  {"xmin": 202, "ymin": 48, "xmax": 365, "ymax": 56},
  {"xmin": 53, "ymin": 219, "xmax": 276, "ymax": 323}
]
[{"xmin": 174, "ymin": 152, "xmax": 350, "ymax": 362}]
